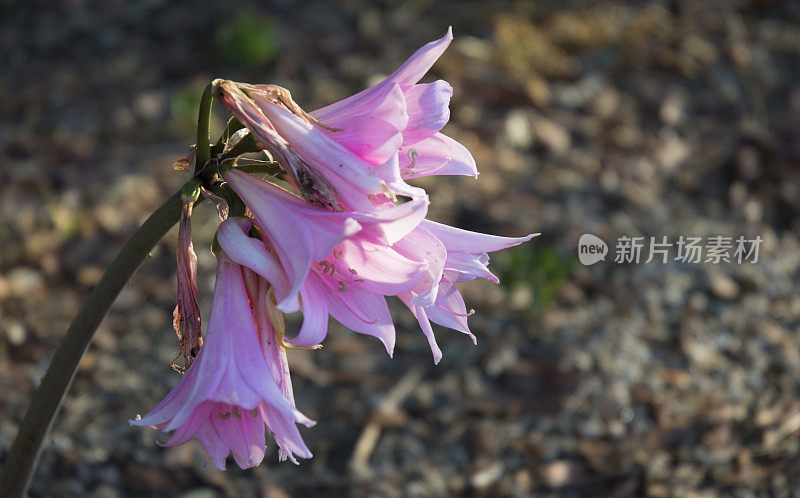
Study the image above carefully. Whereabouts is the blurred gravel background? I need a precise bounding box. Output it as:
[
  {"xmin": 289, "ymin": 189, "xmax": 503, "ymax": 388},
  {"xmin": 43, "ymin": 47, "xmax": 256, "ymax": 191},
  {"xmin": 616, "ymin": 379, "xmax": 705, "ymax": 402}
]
[{"xmin": 2, "ymin": 0, "xmax": 800, "ymax": 496}]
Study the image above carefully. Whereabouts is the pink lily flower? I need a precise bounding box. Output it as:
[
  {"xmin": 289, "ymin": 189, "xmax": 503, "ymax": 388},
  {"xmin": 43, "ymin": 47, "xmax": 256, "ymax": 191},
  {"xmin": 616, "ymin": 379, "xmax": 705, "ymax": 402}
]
[
  {"xmin": 222, "ymin": 169, "xmax": 429, "ymax": 312},
  {"xmin": 217, "ymin": 214, "xmax": 428, "ymax": 355},
  {"xmin": 241, "ymin": 28, "xmax": 474, "ymax": 211},
  {"xmin": 241, "ymin": 265, "xmax": 309, "ymax": 463},
  {"xmin": 310, "ymin": 27, "xmax": 478, "ymax": 181},
  {"xmin": 131, "ymin": 253, "xmax": 314, "ymax": 470}
]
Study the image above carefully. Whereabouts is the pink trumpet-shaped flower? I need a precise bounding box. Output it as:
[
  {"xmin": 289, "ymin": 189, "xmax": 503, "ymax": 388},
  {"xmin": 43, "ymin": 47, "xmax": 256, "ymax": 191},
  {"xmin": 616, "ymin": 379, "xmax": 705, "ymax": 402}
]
[
  {"xmin": 311, "ymin": 27, "xmax": 478, "ymax": 182},
  {"xmin": 217, "ymin": 214, "xmax": 429, "ymax": 355},
  {"xmin": 241, "ymin": 266, "xmax": 309, "ymax": 463},
  {"xmin": 238, "ymin": 28, "xmax": 473, "ymax": 211},
  {"xmin": 222, "ymin": 169, "xmax": 429, "ymax": 312},
  {"xmin": 131, "ymin": 253, "xmax": 314, "ymax": 470}
]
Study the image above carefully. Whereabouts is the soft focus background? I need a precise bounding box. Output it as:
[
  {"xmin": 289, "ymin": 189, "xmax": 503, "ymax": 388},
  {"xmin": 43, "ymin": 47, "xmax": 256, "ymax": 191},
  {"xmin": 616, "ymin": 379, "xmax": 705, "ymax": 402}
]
[{"xmin": 2, "ymin": 0, "xmax": 800, "ymax": 496}]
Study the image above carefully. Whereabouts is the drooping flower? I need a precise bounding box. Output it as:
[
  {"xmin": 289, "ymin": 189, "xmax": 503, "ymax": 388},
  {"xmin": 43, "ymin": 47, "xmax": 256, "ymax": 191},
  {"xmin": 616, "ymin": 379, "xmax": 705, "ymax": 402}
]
[
  {"xmin": 216, "ymin": 206, "xmax": 430, "ymax": 355},
  {"xmin": 213, "ymin": 28, "xmax": 476, "ymax": 211},
  {"xmin": 131, "ymin": 252, "xmax": 314, "ymax": 469}
]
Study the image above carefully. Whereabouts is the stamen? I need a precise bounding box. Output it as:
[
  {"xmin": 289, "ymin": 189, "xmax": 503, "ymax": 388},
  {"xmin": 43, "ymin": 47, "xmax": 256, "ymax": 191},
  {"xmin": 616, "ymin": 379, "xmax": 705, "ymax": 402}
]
[
  {"xmin": 349, "ymin": 268, "xmax": 358, "ymax": 274},
  {"xmin": 218, "ymin": 412, "xmax": 231, "ymax": 420},
  {"xmin": 337, "ymin": 281, "xmax": 347, "ymax": 292},
  {"xmin": 435, "ymin": 302, "xmax": 476, "ymax": 318},
  {"xmin": 333, "ymin": 248, "xmax": 344, "ymax": 258},
  {"xmin": 252, "ymin": 408, "xmax": 258, "ymax": 418},
  {"xmin": 402, "ymin": 148, "xmax": 419, "ymax": 177},
  {"xmin": 232, "ymin": 407, "xmax": 242, "ymax": 419}
]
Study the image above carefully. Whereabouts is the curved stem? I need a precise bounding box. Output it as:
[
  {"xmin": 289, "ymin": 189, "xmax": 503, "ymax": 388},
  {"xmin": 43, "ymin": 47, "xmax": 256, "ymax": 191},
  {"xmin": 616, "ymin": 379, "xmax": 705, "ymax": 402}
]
[
  {"xmin": 0, "ymin": 191, "xmax": 184, "ymax": 498},
  {"xmin": 196, "ymin": 83, "xmax": 214, "ymax": 169}
]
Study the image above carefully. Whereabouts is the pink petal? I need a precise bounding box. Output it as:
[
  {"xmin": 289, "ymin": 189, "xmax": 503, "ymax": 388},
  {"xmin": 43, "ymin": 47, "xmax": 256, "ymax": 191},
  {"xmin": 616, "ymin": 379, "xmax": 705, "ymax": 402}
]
[
  {"xmin": 196, "ymin": 418, "xmax": 234, "ymax": 470},
  {"xmin": 402, "ymin": 80, "xmax": 452, "ymax": 146},
  {"xmin": 131, "ymin": 366, "xmax": 195, "ymax": 428},
  {"xmin": 349, "ymin": 195, "xmax": 429, "ymax": 245},
  {"xmin": 211, "ymin": 403, "xmax": 266, "ymax": 469},
  {"xmin": 261, "ymin": 403, "xmax": 314, "ymax": 462},
  {"xmin": 424, "ymin": 279, "xmax": 475, "ymax": 342},
  {"xmin": 254, "ymin": 97, "xmax": 388, "ymax": 195},
  {"xmin": 442, "ymin": 251, "xmax": 499, "ymax": 284},
  {"xmin": 318, "ymin": 82, "xmax": 409, "ymax": 163},
  {"xmin": 162, "ymin": 402, "xmax": 213, "ymax": 446},
  {"xmin": 399, "ymin": 132, "xmax": 479, "ymax": 178},
  {"xmin": 375, "ymin": 154, "xmax": 429, "ymax": 202},
  {"xmin": 393, "ymin": 226, "xmax": 447, "ymax": 307},
  {"xmin": 326, "ymin": 285, "xmax": 396, "ymax": 356},
  {"xmin": 216, "ymin": 217, "xmax": 295, "ymax": 310},
  {"xmin": 420, "ymin": 219, "xmax": 538, "ymax": 253},
  {"xmin": 399, "ymin": 293, "xmax": 443, "ymax": 364},
  {"xmin": 331, "ymin": 237, "xmax": 426, "ymax": 296},
  {"xmin": 312, "ymin": 28, "xmax": 453, "ymax": 122},
  {"xmin": 224, "ymin": 169, "xmax": 363, "ymax": 310},
  {"xmin": 286, "ymin": 276, "xmax": 330, "ymax": 348},
  {"xmin": 325, "ymin": 115, "xmax": 403, "ymax": 165},
  {"xmin": 387, "ymin": 27, "xmax": 454, "ymax": 87}
]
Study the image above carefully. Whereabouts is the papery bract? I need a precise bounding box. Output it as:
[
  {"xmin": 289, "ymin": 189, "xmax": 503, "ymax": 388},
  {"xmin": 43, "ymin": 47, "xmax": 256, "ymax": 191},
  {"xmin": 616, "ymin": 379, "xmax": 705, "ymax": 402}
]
[{"xmin": 173, "ymin": 192, "xmax": 203, "ymax": 370}]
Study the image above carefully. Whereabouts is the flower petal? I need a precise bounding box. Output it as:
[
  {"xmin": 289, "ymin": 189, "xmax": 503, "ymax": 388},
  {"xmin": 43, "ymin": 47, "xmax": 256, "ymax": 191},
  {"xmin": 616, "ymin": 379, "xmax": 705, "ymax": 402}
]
[
  {"xmin": 402, "ymin": 80, "xmax": 452, "ymax": 145},
  {"xmin": 331, "ymin": 237, "xmax": 426, "ymax": 296},
  {"xmin": 312, "ymin": 28, "xmax": 453, "ymax": 121},
  {"xmin": 349, "ymin": 195, "xmax": 429, "ymax": 245},
  {"xmin": 325, "ymin": 115, "xmax": 403, "ymax": 165},
  {"xmin": 287, "ymin": 276, "xmax": 330, "ymax": 348},
  {"xmin": 420, "ymin": 219, "xmax": 538, "ymax": 253},
  {"xmin": 217, "ymin": 217, "xmax": 296, "ymax": 310},
  {"xmin": 442, "ymin": 251, "xmax": 499, "ymax": 284},
  {"xmin": 326, "ymin": 286, "xmax": 396, "ymax": 356},
  {"xmin": 400, "ymin": 133, "xmax": 479, "ymax": 178},
  {"xmin": 224, "ymin": 169, "xmax": 363, "ymax": 310},
  {"xmin": 393, "ymin": 226, "xmax": 447, "ymax": 307},
  {"xmin": 254, "ymin": 97, "xmax": 388, "ymax": 195},
  {"xmin": 424, "ymin": 278, "xmax": 475, "ymax": 342}
]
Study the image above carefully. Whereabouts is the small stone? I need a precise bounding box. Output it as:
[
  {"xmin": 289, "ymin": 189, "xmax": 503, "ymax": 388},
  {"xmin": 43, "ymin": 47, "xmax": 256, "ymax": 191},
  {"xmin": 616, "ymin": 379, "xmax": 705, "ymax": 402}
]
[
  {"xmin": 505, "ymin": 110, "xmax": 533, "ymax": 149},
  {"xmin": 5, "ymin": 321, "xmax": 27, "ymax": 346},
  {"xmin": 542, "ymin": 460, "xmax": 582, "ymax": 488},
  {"xmin": 471, "ymin": 462, "xmax": 504, "ymax": 489},
  {"xmin": 709, "ymin": 274, "xmax": 739, "ymax": 300}
]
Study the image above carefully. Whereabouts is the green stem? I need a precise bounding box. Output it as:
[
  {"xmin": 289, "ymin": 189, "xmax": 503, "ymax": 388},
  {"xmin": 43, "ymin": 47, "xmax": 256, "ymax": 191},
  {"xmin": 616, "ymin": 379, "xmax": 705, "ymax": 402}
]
[
  {"xmin": 0, "ymin": 191, "xmax": 185, "ymax": 498},
  {"xmin": 195, "ymin": 83, "xmax": 214, "ymax": 169}
]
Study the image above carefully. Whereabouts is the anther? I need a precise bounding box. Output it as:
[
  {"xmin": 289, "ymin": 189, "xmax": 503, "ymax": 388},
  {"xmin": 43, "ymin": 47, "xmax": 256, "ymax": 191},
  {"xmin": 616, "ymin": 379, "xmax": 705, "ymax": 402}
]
[{"xmin": 337, "ymin": 281, "xmax": 347, "ymax": 292}]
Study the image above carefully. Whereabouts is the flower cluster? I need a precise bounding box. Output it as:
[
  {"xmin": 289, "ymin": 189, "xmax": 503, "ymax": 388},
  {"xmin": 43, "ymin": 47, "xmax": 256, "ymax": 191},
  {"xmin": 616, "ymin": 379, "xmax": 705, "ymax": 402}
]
[{"xmin": 133, "ymin": 29, "xmax": 536, "ymax": 470}]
